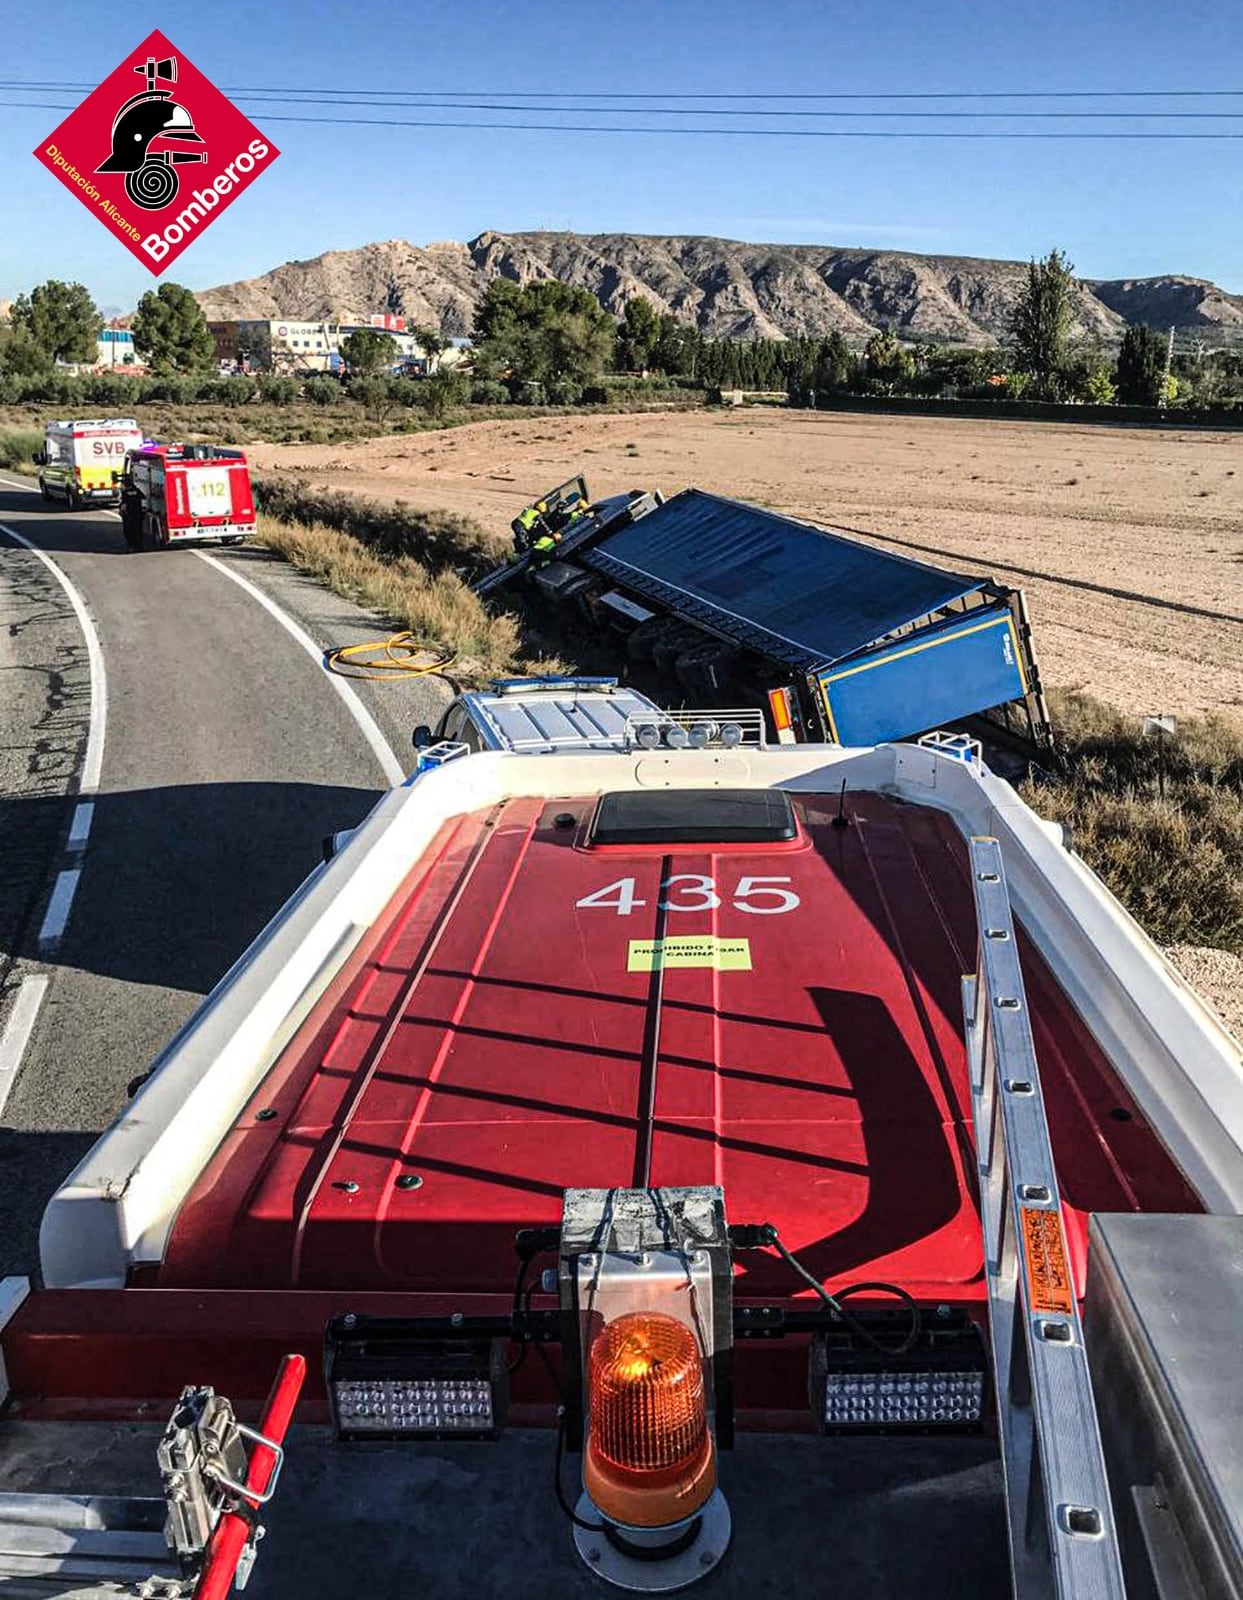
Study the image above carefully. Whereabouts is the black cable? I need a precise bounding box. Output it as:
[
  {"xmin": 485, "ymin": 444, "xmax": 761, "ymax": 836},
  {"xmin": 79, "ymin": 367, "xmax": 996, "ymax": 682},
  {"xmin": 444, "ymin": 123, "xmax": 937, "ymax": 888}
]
[
  {"xmin": 554, "ymin": 1410, "xmax": 604, "ymax": 1532},
  {"xmin": 9, "ymin": 78, "xmax": 1243, "ymax": 98},
  {"xmin": 733, "ymin": 1223, "xmax": 920, "ymax": 1356},
  {"xmin": 9, "ymin": 97, "xmax": 1243, "ymax": 138}
]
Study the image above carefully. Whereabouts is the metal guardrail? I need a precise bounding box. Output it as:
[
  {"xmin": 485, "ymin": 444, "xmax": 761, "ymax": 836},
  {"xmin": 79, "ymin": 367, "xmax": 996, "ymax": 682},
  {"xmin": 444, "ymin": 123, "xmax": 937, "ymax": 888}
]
[{"xmin": 963, "ymin": 837, "xmax": 1127, "ymax": 1600}]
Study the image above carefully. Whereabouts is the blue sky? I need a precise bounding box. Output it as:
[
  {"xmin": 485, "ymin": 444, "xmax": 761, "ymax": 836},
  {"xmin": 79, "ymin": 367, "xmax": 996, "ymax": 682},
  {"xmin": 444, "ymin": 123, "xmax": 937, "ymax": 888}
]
[{"xmin": 2, "ymin": 0, "xmax": 1241, "ymax": 310}]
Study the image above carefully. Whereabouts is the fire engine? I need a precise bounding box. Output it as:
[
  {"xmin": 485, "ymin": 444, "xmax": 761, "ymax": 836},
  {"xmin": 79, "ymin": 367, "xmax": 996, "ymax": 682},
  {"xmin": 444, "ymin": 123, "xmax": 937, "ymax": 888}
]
[
  {"xmin": 0, "ymin": 717, "xmax": 1240, "ymax": 1598},
  {"xmin": 118, "ymin": 441, "xmax": 257, "ymax": 551}
]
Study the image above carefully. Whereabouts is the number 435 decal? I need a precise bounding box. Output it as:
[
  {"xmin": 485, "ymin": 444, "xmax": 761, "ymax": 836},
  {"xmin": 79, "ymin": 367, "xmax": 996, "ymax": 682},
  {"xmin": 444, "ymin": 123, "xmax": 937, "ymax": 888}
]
[{"xmin": 575, "ymin": 874, "xmax": 799, "ymax": 916}]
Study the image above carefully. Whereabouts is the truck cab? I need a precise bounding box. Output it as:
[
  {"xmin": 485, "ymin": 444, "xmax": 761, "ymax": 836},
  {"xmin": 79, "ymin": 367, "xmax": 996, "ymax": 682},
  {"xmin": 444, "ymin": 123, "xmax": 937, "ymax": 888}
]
[
  {"xmin": 119, "ymin": 442, "xmax": 256, "ymax": 551},
  {"xmin": 419, "ymin": 677, "xmax": 672, "ymax": 756}
]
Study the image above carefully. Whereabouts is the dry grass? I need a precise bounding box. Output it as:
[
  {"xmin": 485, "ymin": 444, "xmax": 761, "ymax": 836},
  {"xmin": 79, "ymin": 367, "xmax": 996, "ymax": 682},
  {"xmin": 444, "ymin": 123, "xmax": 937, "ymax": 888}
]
[
  {"xmin": 254, "ymin": 476, "xmax": 507, "ymax": 574},
  {"xmin": 0, "ymin": 428, "xmax": 41, "ymax": 472},
  {"xmin": 1024, "ymin": 690, "xmax": 1243, "ymax": 954},
  {"xmin": 253, "ymin": 512, "xmax": 524, "ymax": 679}
]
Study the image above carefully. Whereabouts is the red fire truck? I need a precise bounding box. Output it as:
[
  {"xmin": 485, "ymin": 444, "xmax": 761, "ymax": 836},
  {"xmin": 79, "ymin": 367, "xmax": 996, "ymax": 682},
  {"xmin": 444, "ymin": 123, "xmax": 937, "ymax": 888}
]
[{"xmin": 118, "ymin": 442, "xmax": 257, "ymax": 551}]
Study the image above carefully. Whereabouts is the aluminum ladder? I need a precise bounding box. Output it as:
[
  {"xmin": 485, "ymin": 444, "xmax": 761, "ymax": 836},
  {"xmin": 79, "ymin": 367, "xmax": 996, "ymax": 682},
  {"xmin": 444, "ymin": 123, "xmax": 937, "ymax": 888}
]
[{"xmin": 964, "ymin": 836, "xmax": 1127, "ymax": 1599}]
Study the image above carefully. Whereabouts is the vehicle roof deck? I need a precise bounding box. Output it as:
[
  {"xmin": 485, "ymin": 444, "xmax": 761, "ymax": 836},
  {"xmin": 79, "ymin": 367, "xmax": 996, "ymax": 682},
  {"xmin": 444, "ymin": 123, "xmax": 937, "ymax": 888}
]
[{"xmin": 157, "ymin": 788, "xmax": 1195, "ymax": 1301}]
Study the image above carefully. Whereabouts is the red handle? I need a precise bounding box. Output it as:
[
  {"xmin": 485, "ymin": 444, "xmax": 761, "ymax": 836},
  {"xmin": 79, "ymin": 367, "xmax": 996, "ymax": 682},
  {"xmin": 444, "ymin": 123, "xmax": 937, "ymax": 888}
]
[{"xmin": 195, "ymin": 1353, "xmax": 307, "ymax": 1600}]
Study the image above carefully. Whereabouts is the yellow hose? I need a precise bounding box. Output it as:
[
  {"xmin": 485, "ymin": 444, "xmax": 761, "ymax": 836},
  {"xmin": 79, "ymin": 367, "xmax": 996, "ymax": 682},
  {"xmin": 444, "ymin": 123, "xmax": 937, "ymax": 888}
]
[{"xmin": 325, "ymin": 633, "xmax": 456, "ymax": 680}]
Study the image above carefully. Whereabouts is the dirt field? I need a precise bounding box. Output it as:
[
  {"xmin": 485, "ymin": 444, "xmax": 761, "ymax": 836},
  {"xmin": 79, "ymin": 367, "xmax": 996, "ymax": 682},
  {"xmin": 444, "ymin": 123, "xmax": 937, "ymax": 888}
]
[{"xmin": 249, "ymin": 408, "xmax": 1243, "ymax": 723}]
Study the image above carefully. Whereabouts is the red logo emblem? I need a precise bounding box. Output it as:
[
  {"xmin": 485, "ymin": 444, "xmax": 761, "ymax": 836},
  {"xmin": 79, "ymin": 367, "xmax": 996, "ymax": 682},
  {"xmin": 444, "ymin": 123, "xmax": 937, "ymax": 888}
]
[{"xmin": 33, "ymin": 30, "xmax": 279, "ymax": 275}]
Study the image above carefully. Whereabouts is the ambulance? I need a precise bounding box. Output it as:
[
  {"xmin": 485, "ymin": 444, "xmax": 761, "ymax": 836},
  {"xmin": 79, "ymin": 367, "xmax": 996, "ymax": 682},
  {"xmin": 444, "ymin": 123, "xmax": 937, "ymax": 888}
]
[{"xmin": 36, "ymin": 417, "xmax": 143, "ymax": 509}]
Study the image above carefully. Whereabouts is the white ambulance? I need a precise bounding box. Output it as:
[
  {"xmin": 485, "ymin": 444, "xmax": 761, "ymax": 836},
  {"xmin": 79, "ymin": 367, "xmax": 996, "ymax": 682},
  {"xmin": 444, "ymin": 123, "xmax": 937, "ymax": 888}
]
[{"xmin": 37, "ymin": 418, "xmax": 144, "ymax": 509}]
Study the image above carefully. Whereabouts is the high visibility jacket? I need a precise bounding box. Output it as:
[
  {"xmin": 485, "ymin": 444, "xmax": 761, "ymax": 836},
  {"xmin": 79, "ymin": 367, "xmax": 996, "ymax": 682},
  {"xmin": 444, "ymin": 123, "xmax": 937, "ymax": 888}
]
[{"xmin": 517, "ymin": 506, "xmax": 540, "ymax": 530}]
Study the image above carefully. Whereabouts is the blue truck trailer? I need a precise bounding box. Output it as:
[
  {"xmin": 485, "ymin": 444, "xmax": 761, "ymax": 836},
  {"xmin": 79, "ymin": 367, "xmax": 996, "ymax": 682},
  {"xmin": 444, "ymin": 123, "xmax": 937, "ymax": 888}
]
[{"xmin": 476, "ymin": 479, "xmax": 1050, "ymax": 748}]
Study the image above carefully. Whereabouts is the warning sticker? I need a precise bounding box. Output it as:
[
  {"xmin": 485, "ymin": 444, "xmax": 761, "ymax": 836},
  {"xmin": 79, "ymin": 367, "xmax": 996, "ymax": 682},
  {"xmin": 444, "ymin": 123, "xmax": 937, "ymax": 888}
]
[
  {"xmin": 627, "ymin": 936, "xmax": 752, "ymax": 972},
  {"xmin": 1020, "ymin": 1206, "xmax": 1074, "ymax": 1315}
]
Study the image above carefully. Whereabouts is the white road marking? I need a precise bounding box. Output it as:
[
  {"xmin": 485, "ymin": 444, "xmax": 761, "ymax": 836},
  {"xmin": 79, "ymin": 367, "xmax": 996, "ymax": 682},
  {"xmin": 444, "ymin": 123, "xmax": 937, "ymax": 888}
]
[
  {"xmin": 195, "ymin": 550, "xmax": 406, "ymax": 787},
  {"xmin": 0, "ymin": 520, "xmax": 108, "ymax": 800},
  {"xmin": 38, "ymin": 869, "xmax": 82, "ymax": 952},
  {"xmin": 67, "ymin": 800, "xmax": 94, "ymax": 852},
  {"xmin": 0, "ymin": 976, "xmax": 50, "ymax": 1119}
]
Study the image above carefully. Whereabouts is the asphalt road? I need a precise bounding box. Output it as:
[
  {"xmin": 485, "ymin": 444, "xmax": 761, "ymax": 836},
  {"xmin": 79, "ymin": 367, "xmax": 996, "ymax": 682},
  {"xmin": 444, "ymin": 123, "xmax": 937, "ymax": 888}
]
[{"xmin": 0, "ymin": 477, "xmax": 452, "ymax": 1277}]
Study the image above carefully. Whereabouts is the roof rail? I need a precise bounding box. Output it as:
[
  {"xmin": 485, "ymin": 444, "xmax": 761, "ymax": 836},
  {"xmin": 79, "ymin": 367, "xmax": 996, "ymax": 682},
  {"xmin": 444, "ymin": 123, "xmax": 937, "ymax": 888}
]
[
  {"xmin": 964, "ymin": 837, "xmax": 1126, "ymax": 1600},
  {"xmin": 623, "ymin": 707, "xmax": 766, "ymax": 752}
]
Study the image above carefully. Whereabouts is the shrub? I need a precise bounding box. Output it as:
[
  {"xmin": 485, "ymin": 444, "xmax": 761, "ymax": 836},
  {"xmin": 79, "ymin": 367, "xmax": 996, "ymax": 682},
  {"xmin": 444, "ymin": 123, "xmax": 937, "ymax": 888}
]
[
  {"xmin": 514, "ymin": 380, "xmax": 546, "ymax": 406},
  {"xmin": 0, "ymin": 428, "xmax": 43, "ymax": 471},
  {"xmin": 143, "ymin": 374, "xmax": 198, "ymax": 404},
  {"xmin": 545, "ymin": 376, "xmax": 582, "ymax": 406},
  {"xmin": 305, "ymin": 376, "xmax": 342, "ymax": 407},
  {"xmin": 257, "ymin": 375, "xmax": 299, "ymax": 405},
  {"xmin": 349, "ymin": 375, "xmax": 403, "ymax": 422},
  {"xmin": 469, "ymin": 379, "xmax": 509, "ymax": 406}
]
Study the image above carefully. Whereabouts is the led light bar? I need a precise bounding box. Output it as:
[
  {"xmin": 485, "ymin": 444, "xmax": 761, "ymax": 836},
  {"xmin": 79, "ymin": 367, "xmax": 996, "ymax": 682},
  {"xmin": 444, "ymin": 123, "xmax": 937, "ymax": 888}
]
[
  {"xmin": 822, "ymin": 1369, "xmax": 985, "ymax": 1428},
  {"xmin": 325, "ymin": 1316, "xmax": 508, "ymax": 1441},
  {"xmin": 809, "ymin": 1315, "xmax": 987, "ymax": 1434},
  {"xmin": 334, "ymin": 1376, "xmax": 495, "ymax": 1435}
]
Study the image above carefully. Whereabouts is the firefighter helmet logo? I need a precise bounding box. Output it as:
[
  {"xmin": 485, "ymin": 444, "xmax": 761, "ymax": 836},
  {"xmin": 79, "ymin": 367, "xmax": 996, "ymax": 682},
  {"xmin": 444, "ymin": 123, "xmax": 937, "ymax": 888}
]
[
  {"xmin": 34, "ymin": 29, "xmax": 278, "ymax": 275},
  {"xmin": 97, "ymin": 55, "xmax": 207, "ymax": 211}
]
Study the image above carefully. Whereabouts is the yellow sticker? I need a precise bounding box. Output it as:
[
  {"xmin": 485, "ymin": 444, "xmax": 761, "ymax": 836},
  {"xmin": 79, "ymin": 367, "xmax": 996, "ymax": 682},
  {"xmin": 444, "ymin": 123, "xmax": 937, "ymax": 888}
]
[{"xmin": 627, "ymin": 936, "xmax": 752, "ymax": 972}]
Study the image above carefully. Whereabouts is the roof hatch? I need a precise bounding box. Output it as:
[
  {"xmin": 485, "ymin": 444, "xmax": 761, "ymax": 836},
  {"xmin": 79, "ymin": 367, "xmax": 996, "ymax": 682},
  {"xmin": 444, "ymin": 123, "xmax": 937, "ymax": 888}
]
[{"xmin": 591, "ymin": 789, "xmax": 796, "ymax": 846}]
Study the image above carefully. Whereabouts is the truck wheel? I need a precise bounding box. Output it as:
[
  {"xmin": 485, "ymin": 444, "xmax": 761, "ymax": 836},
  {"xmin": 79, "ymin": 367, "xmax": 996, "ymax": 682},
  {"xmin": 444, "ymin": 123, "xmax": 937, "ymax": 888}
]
[
  {"xmin": 652, "ymin": 624, "xmax": 705, "ymax": 676},
  {"xmin": 676, "ymin": 640, "xmax": 740, "ymax": 694},
  {"xmin": 39, "ymin": 480, "xmax": 50, "ymax": 503},
  {"xmin": 67, "ymin": 485, "xmax": 79, "ymax": 511},
  {"xmin": 625, "ymin": 615, "xmax": 674, "ymax": 663}
]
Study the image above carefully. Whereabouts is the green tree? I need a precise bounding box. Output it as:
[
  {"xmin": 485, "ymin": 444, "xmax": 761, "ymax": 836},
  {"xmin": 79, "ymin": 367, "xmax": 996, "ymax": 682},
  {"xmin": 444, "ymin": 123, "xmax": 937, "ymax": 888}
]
[
  {"xmin": 350, "ymin": 374, "xmax": 401, "ymax": 422},
  {"xmin": 615, "ymin": 297, "xmax": 662, "ymax": 371},
  {"xmin": 863, "ymin": 330, "xmax": 916, "ymax": 393},
  {"xmin": 472, "ymin": 280, "xmax": 614, "ymax": 389},
  {"xmin": 236, "ymin": 324, "xmax": 272, "ymax": 371},
  {"xmin": 0, "ymin": 323, "xmax": 53, "ymax": 376},
  {"xmin": 1114, "ymin": 325, "xmax": 1167, "ymax": 407},
  {"xmin": 1009, "ymin": 249, "xmax": 1076, "ymax": 395},
  {"xmin": 412, "ymin": 369, "xmax": 467, "ymax": 421},
  {"xmin": 341, "ymin": 328, "xmax": 396, "ymax": 377},
  {"xmin": 1080, "ymin": 367, "xmax": 1116, "ymax": 404},
  {"xmin": 410, "ymin": 325, "xmax": 447, "ymax": 368},
  {"xmin": 131, "ymin": 283, "xmax": 214, "ymax": 372},
  {"xmin": 11, "ymin": 280, "xmax": 101, "ymax": 365}
]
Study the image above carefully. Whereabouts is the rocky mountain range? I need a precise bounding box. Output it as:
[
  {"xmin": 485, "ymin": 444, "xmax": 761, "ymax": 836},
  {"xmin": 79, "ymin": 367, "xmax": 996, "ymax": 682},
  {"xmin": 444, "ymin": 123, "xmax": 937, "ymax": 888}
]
[{"xmin": 197, "ymin": 231, "xmax": 1243, "ymax": 347}]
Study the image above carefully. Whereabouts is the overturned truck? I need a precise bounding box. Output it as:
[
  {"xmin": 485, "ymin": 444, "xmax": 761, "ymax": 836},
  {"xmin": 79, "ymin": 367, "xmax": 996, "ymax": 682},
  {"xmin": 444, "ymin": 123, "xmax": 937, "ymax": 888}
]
[{"xmin": 478, "ymin": 479, "xmax": 1050, "ymax": 748}]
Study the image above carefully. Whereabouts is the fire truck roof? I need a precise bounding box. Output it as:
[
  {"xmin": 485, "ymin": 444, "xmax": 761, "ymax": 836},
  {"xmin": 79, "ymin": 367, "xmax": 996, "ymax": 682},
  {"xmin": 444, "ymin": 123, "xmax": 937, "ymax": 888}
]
[{"xmin": 155, "ymin": 787, "xmax": 1195, "ymax": 1301}]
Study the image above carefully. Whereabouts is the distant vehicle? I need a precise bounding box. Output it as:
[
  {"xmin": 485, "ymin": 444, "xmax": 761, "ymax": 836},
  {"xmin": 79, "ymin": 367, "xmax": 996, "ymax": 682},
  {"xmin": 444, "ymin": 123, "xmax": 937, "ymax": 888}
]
[
  {"xmin": 117, "ymin": 441, "xmax": 256, "ymax": 552},
  {"xmin": 415, "ymin": 676, "xmax": 672, "ymax": 756},
  {"xmin": 36, "ymin": 418, "xmax": 143, "ymax": 509}
]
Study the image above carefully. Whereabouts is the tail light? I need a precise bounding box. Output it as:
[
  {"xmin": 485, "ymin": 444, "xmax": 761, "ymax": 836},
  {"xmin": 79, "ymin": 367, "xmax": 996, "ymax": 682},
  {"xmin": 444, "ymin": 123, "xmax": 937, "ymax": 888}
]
[
  {"xmin": 583, "ymin": 1312, "xmax": 715, "ymax": 1528},
  {"xmin": 767, "ymin": 686, "xmax": 797, "ymax": 744}
]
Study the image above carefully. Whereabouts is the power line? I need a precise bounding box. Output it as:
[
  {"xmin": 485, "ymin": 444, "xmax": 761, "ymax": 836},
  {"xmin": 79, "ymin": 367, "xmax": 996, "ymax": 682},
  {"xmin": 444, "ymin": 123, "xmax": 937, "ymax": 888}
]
[
  {"xmin": 20, "ymin": 90, "xmax": 1243, "ymax": 118},
  {"xmin": 9, "ymin": 98, "xmax": 1243, "ymax": 138},
  {"xmin": 6, "ymin": 77, "xmax": 1243, "ymax": 101}
]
